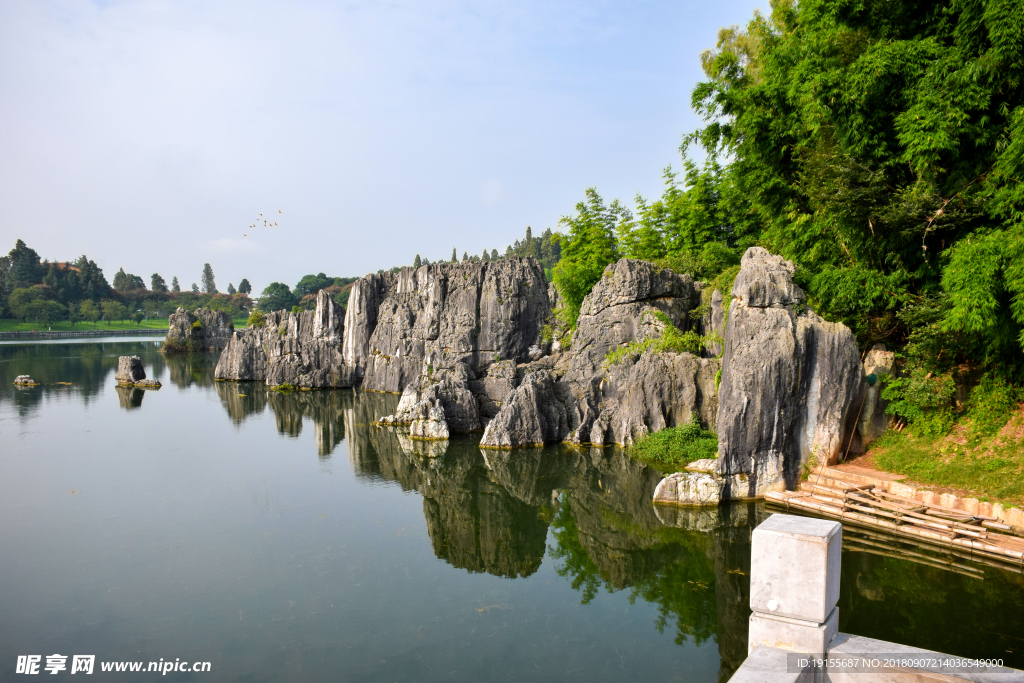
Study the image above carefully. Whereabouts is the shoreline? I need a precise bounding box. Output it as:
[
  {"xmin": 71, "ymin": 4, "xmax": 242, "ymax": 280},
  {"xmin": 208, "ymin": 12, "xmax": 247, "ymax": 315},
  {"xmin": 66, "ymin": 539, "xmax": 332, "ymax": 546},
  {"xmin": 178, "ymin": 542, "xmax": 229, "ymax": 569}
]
[{"xmin": 0, "ymin": 328, "xmax": 167, "ymax": 341}]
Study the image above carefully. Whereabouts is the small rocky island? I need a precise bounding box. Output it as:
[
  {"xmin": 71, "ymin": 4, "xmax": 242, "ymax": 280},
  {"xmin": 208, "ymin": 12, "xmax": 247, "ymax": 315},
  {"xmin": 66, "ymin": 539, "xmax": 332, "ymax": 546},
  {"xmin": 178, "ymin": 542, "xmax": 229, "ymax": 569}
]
[
  {"xmin": 211, "ymin": 248, "xmax": 875, "ymax": 506},
  {"xmin": 115, "ymin": 356, "xmax": 161, "ymax": 388},
  {"xmin": 163, "ymin": 308, "xmax": 234, "ymax": 353}
]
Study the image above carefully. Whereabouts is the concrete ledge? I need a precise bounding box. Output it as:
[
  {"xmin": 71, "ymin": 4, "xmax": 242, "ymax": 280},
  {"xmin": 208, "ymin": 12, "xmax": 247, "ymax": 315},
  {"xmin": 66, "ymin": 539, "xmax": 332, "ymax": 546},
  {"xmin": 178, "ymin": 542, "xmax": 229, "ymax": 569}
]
[
  {"xmin": 728, "ymin": 646, "xmax": 817, "ymax": 683},
  {"xmin": 749, "ymin": 607, "xmax": 838, "ymax": 656}
]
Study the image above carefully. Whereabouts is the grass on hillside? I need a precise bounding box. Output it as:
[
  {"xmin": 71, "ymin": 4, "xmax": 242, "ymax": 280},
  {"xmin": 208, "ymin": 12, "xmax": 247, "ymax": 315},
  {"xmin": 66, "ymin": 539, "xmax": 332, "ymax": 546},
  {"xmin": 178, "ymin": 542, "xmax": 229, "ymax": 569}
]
[
  {"xmin": 0, "ymin": 318, "xmax": 249, "ymax": 332},
  {"xmin": 863, "ymin": 404, "xmax": 1024, "ymax": 506},
  {"xmin": 628, "ymin": 418, "xmax": 718, "ymax": 474}
]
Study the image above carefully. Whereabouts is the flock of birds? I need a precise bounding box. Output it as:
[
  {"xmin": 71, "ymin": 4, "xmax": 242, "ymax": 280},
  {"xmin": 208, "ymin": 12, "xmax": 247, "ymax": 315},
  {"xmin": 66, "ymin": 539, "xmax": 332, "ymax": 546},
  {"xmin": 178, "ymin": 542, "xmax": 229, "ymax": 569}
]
[{"xmin": 244, "ymin": 209, "xmax": 282, "ymax": 237}]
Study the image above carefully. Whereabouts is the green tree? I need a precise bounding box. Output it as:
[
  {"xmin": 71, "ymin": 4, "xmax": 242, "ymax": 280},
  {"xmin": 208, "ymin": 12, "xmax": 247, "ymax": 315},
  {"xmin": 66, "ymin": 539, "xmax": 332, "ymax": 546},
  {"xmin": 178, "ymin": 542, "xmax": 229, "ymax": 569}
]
[
  {"xmin": 552, "ymin": 188, "xmax": 625, "ymax": 326},
  {"xmin": 8, "ymin": 287, "xmax": 45, "ymax": 321},
  {"xmin": 67, "ymin": 302, "xmax": 81, "ymax": 327},
  {"xmin": 413, "ymin": 254, "xmax": 421, "ymax": 268},
  {"xmin": 258, "ymin": 282, "xmax": 296, "ymax": 312},
  {"xmin": 151, "ymin": 273, "xmax": 168, "ymax": 292},
  {"xmin": 79, "ymin": 299, "xmax": 101, "ymax": 327},
  {"xmin": 101, "ymin": 300, "xmax": 127, "ymax": 326},
  {"xmin": 227, "ymin": 282, "xmax": 236, "ymax": 295},
  {"xmin": 294, "ymin": 273, "xmax": 333, "ymax": 299},
  {"xmin": 201, "ymin": 263, "xmax": 217, "ymax": 294},
  {"xmin": 133, "ymin": 311, "xmax": 144, "ymax": 326},
  {"xmin": 451, "ymin": 248, "xmax": 458, "ymax": 263},
  {"xmin": 687, "ymin": 0, "xmax": 1024, "ymax": 366},
  {"xmin": 191, "ymin": 283, "xmax": 200, "ymax": 295},
  {"xmin": 171, "ymin": 276, "xmax": 181, "ymax": 293},
  {"xmin": 26, "ymin": 299, "xmax": 65, "ymax": 327},
  {"xmin": 4, "ymin": 239, "xmax": 43, "ymax": 291},
  {"xmin": 237, "ymin": 278, "xmax": 251, "ymax": 295}
]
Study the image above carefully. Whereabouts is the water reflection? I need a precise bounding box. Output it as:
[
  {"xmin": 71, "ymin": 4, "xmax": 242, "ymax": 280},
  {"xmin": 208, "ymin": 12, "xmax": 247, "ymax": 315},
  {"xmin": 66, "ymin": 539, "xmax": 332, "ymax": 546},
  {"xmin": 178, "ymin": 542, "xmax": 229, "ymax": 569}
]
[
  {"xmin": 3, "ymin": 338, "xmax": 1023, "ymax": 678},
  {"xmin": 115, "ymin": 385, "xmax": 145, "ymax": 410},
  {"xmin": 0, "ymin": 340, "xmax": 164, "ymax": 419}
]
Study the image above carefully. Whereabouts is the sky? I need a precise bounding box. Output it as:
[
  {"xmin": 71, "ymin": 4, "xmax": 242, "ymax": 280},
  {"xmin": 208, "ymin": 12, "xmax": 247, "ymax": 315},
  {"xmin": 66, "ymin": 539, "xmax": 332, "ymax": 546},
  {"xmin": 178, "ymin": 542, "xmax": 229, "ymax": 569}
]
[{"xmin": 0, "ymin": 0, "xmax": 766, "ymax": 294}]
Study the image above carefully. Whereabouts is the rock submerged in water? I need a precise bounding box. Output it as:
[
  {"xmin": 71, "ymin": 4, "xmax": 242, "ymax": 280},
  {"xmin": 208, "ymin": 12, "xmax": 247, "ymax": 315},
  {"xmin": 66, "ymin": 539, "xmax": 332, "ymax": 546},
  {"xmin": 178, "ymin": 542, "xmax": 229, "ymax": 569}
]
[
  {"xmin": 115, "ymin": 356, "xmax": 162, "ymax": 388},
  {"xmin": 164, "ymin": 308, "xmax": 233, "ymax": 353},
  {"xmin": 13, "ymin": 375, "xmax": 39, "ymax": 386}
]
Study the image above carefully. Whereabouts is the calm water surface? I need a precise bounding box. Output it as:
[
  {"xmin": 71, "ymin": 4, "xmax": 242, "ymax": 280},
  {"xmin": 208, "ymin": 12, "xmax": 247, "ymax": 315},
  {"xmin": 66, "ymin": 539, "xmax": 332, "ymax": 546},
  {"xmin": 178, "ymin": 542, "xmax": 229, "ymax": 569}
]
[{"xmin": 1, "ymin": 340, "xmax": 1022, "ymax": 682}]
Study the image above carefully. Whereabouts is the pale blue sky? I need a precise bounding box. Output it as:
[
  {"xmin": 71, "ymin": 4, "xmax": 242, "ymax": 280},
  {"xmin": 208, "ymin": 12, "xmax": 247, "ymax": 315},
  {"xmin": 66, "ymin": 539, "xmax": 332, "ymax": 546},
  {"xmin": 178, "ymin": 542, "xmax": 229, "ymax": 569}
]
[{"xmin": 0, "ymin": 0, "xmax": 765, "ymax": 293}]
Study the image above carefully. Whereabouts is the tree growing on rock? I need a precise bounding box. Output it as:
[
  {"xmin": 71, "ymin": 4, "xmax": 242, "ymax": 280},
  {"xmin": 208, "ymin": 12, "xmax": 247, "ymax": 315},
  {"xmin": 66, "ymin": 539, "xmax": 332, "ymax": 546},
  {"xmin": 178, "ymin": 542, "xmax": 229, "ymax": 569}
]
[{"xmin": 553, "ymin": 188, "xmax": 625, "ymax": 326}]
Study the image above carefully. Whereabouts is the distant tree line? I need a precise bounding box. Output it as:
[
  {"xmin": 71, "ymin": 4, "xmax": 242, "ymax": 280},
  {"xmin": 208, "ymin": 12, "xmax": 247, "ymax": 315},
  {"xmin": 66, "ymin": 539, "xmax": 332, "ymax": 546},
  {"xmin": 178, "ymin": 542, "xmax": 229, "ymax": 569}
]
[
  {"xmin": 0, "ymin": 239, "xmax": 254, "ymax": 326},
  {"xmin": 408, "ymin": 226, "xmax": 564, "ymax": 281},
  {"xmin": 256, "ymin": 274, "xmax": 358, "ymax": 314}
]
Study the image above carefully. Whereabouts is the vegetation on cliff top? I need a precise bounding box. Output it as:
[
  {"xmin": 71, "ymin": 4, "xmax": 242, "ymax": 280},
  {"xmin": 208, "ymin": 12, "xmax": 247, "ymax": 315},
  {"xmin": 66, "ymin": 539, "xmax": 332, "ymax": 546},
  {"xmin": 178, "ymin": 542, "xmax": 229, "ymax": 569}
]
[{"xmin": 555, "ymin": 0, "xmax": 1024, "ymax": 443}]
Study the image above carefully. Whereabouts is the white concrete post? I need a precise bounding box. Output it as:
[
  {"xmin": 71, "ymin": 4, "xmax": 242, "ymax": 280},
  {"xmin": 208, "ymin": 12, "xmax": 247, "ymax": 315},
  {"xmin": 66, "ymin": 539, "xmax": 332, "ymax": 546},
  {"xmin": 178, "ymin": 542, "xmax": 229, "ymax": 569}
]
[{"xmin": 747, "ymin": 513, "xmax": 842, "ymax": 656}]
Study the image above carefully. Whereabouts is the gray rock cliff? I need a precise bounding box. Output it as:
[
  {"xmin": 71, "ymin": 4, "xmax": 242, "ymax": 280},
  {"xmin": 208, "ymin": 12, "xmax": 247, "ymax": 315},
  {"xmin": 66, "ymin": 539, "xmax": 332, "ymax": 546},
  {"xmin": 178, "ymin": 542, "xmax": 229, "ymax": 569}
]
[
  {"xmin": 350, "ymin": 259, "xmax": 552, "ymax": 392},
  {"xmin": 164, "ymin": 308, "xmax": 234, "ymax": 352},
  {"xmin": 715, "ymin": 247, "xmax": 861, "ymax": 496},
  {"xmin": 479, "ymin": 259, "xmax": 720, "ymax": 448},
  {"xmin": 215, "ymin": 289, "xmax": 354, "ymax": 387}
]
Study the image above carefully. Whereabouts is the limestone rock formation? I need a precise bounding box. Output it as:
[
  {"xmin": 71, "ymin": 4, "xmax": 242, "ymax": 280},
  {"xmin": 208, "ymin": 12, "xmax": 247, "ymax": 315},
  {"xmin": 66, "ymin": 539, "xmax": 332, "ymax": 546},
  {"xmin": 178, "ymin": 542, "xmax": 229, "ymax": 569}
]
[
  {"xmin": 348, "ymin": 258, "xmax": 552, "ymax": 392},
  {"xmin": 409, "ymin": 396, "xmax": 450, "ymax": 440},
  {"xmin": 715, "ymin": 247, "xmax": 862, "ymax": 496},
  {"xmin": 480, "ymin": 259, "xmax": 719, "ymax": 448},
  {"xmin": 378, "ymin": 359, "xmax": 481, "ymax": 439},
  {"xmin": 653, "ymin": 471, "xmax": 726, "ymax": 506},
  {"xmin": 115, "ymin": 356, "xmax": 145, "ymax": 383},
  {"xmin": 479, "ymin": 370, "xmax": 576, "ymax": 447},
  {"xmin": 13, "ymin": 375, "xmax": 38, "ymax": 386},
  {"xmin": 164, "ymin": 308, "xmax": 234, "ymax": 352},
  {"xmin": 858, "ymin": 344, "xmax": 895, "ymax": 447},
  {"xmin": 215, "ymin": 290, "xmax": 354, "ymax": 388},
  {"xmin": 115, "ymin": 356, "xmax": 161, "ymax": 388}
]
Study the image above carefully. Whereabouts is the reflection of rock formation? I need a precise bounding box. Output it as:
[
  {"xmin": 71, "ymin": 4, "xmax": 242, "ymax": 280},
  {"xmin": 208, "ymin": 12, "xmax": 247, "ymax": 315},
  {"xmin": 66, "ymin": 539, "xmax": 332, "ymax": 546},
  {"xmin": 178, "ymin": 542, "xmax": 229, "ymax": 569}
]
[
  {"xmin": 115, "ymin": 385, "xmax": 145, "ymax": 410},
  {"xmin": 214, "ymin": 381, "xmax": 269, "ymax": 424},
  {"xmin": 165, "ymin": 352, "xmax": 220, "ymax": 389},
  {"xmin": 214, "ymin": 381, "xmax": 352, "ymax": 456},
  {"xmin": 422, "ymin": 446, "xmax": 549, "ymax": 579}
]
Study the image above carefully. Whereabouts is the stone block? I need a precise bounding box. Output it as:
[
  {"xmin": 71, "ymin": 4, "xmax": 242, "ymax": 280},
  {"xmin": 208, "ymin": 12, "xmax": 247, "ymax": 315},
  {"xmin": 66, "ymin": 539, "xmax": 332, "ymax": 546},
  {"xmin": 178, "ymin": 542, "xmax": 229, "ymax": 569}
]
[
  {"xmin": 748, "ymin": 606, "xmax": 839, "ymax": 656},
  {"xmin": 750, "ymin": 514, "xmax": 841, "ymax": 623}
]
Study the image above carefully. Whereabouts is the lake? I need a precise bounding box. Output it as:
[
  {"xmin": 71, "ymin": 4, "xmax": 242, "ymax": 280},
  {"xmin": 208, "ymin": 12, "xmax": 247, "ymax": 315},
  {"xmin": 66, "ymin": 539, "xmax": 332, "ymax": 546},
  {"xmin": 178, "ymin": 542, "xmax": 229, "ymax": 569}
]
[{"xmin": 1, "ymin": 339, "xmax": 1022, "ymax": 681}]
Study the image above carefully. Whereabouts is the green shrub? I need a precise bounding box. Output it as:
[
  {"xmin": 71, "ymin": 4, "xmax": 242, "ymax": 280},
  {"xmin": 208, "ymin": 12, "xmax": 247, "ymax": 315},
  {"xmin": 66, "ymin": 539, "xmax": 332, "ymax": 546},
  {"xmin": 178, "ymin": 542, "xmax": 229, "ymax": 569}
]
[
  {"xmin": 604, "ymin": 310, "xmax": 718, "ymax": 366},
  {"xmin": 629, "ymin": 417, "xmax": 718, "ymax": 474},
  {"xmin": 882, "ymin": 366, "xmax": 956, "ymax": 437},
  {"xmin": 272, "ymin": 382, "xmax": 297, "ymax": 392},
  {"xmin": 965, "ymin": 375, "xmax": 1022, "ymax": 439},
  {"xmin": 247, "ymin": 309, "xmax": 266, "ymax": 328},
  {"xmin": 190, "ymin": 320, "xmax": 203, "ymax": 330}
]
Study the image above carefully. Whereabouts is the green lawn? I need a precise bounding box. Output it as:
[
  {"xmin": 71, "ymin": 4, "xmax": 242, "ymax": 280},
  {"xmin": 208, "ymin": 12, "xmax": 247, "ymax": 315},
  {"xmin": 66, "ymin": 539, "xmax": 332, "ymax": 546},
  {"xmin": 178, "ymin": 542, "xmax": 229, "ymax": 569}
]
[{"xmin": 0, "ymin": 318, "xmax": 249, "ymax": 332}]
